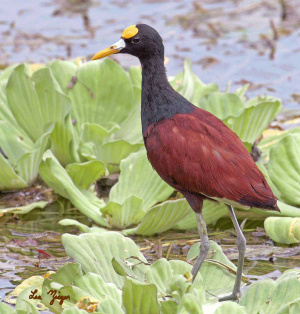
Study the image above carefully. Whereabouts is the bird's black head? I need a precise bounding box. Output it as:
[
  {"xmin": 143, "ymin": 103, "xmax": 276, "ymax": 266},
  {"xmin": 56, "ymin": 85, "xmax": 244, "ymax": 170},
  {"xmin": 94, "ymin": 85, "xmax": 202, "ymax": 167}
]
[{"xmin": 91, "ymin": 24, "xmax": 164, "ymax": 61}]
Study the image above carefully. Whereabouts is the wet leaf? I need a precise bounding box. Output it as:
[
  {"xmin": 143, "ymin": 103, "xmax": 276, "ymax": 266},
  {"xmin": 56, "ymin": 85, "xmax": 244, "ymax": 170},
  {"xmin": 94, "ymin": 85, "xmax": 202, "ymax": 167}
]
[{"xmin": 0, "ymin": 201, "xmax": 48, "ymax": 216}]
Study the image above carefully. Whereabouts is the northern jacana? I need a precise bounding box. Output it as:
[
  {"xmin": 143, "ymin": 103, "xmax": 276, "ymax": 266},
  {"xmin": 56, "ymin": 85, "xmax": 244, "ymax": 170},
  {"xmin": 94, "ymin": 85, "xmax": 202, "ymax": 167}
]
[{"xmin": 91, "ymin": 24, "xmax": 279, "ymax": 300}]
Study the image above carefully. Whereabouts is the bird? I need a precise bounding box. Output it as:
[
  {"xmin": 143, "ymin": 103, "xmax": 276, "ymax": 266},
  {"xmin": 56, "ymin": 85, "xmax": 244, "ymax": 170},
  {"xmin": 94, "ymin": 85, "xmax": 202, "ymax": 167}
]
[{"xmin": 91, "ymin": 24, "xmax": 279, "ymax": 301}]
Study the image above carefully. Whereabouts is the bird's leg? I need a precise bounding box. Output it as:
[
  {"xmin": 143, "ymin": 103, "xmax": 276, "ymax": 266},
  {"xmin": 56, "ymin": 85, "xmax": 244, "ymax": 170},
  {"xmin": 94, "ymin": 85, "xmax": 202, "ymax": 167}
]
[
  {"xmin": 191, "ymin": 212, "xmax": 210, "ymax": 281},
  {"xmin": 219, "ymin": 205, "xmax": 246, "ymax": 301}
]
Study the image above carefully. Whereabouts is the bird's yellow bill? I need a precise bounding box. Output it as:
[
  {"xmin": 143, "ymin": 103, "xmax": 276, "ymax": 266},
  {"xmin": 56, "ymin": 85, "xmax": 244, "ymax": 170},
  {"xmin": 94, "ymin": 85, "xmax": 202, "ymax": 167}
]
[
  {"xmin": 91, "ymin": 46, "xmax": 118, "ymax": 60},
  {"xmin": 91, "ymin": 38, "xmax": 125, "ymax": 61}
]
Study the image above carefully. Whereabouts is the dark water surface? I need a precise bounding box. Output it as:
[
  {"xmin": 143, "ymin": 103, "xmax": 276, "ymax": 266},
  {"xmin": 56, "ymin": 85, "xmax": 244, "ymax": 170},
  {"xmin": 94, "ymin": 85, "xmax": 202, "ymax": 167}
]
[{"xmin": 1, "ymin": 0, "xmax": 300, "ymax": 108}]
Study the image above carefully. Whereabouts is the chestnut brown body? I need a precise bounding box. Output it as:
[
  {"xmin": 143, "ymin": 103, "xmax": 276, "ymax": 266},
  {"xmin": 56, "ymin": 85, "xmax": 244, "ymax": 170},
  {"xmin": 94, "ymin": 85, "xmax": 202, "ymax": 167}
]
[{"xmin": 144, "ymin": 108, "xmax": 279, "ymax": 212}]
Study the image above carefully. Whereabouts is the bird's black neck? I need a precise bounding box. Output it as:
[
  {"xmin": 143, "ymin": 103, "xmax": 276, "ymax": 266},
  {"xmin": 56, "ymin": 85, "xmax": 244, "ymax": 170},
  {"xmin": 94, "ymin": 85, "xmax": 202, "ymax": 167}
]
[{"xmin": 140, "ymin": 55, "xmax": 193, "ymax": 135}]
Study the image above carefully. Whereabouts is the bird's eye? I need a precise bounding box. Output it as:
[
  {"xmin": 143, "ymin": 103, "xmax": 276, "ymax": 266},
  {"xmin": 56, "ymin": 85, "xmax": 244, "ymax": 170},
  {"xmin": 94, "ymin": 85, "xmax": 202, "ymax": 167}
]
[{"xmin": 131, "ymin": 37, "xmax": 141, "ymax": 44}]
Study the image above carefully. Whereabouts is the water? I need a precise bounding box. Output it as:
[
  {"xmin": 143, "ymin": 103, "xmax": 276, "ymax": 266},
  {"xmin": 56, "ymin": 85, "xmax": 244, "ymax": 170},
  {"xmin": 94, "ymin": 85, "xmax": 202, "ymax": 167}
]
[{"xmin": 0, "ymin": 0, "xmax": 300, "ymax": 108}]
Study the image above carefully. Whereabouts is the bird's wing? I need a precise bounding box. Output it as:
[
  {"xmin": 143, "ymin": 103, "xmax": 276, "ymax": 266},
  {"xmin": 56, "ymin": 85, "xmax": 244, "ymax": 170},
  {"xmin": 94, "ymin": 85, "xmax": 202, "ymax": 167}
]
[{"xmin": 145, "ymin": 108, "xmax": 277, "ymax": 209}]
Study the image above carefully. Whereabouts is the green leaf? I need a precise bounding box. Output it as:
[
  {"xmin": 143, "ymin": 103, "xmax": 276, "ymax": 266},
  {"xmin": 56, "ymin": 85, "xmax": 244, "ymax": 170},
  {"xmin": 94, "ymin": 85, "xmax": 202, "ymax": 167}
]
[
  {"xmin": 66, "ymin": 161, "xmax": 106, "ymax": 190},
  {"xmin": 187, "ymin": 241, "xmax": 237, "ymax": 296},
  {"xmin": 114, "ymin": 94, "xmax": 143, "ymax": 145},
  {"xmin": 225, "ymin": 100, "xmax": 282, "ymax": 144},
  {"xmin": 0, "ymin": 121, "xmax": 52, "ymax": 188},
  {"xmin": 160, "ymin": 300, "xmax": 177, "ymax": 314},
  {"xmin": 146, "ymin": 258, "xmax": 204, "ymax": 303},
  {"xmin": 41, "ymin": 279, "xmax": 64, "ymax": 314},
  {"xmin": 0, "ymin": 153, "xmax": 28, "ymax": 190},
  {"xmin": 15, "ymin": 288, "xmax": 39, "ymax": 314},
  {"xmin": 6, "ymin": 64, "xmax": 43, "ymax": 141},
  {"xmin": 175, "ymin": 201, "xmax": 228, "ymax": 230},
  {"xmin": 62, "ymin": 232, "xmax": 147, "ymax": 289},
  {"xmin": 100, "ymin": 149, "xmax": 174, "ymax": 229},
  {"xmin": 74, "ymin": 273, "xmax": 122, "ymax": 305},
  {"xmin": 264, "ymin": 217, "xmax": 300, "ymax": 244},
  {"xmin": 32, "ymin": 68, "xmax": 79, "ymax": 164},
  {"xmin": 49, "ymin": 59, "xmax": 135, "ymax": 130},
  {"xmin": 258, "ymin": 128, "xmax": 300, "ymax": 160},
  {"xmin": 39, "ymin": 150, "xmax": 108, "ymax": 226},
  {"xmin": 97, "ymin": 140, "xmax": 141, "ymax": 174},
  {"xmin": 276, "ymin": 269, "xmax": 300, "ymax": 283},
  {"xmin": 59, "ymin": 219, "xmax": 107, "ymax": 234},
  {"xmin": 4, "ymin": 275, "xmax": 44, "ymax": 309},
  {"xmin": 124, "ymin": 199, "xmax": 191, "ymax": 236},
  {"xmin": 41, "ymin": 263, "xmax": 123, "ymax": 313},
  {"xmin": 0, "ymin": 302, "xmax": 16, "ymax": 314},
  {"xmin": 109, "ymin": 150, "xmax": 174, "ymax": 210},
  {"xmin": 0, "ymin": 120, "xmax": 33, "ymax": 164},
  {"xmin": 177, "ymin": 293, "xmax": 203, "ymax": 314},
  {"xmin": 129, "ymin": 66, "xmax": 142, "ymax": 88},
  {"xmin": 62, "ymin": 308, "xmax": 89, "ymax": 314},
  {"xmin": 276, "ymin": 297, "xmax": 300, "ymax": 314},
  {"xmin": 49, "ymin": 263, "xmax": 82, "ymax": 286},
  {"xmin": 111, "ymin": 257, "xmax": 142, "ymax": 279},
  {"xmin": 265, "ymin": 277, "xmax": 300, "ymax": 314},
  {"xmin": 79, "ymin": 122, "xmax": 120, "ymax": 162},
  {"xmin": 146, "ymin": 258, "xmax": 173, "ymax": 294},
  {"xmin": 214, "ymin": 301, "xmax": 247, "ymax": 314},
  {"xmin": 267, "ymin": 134, "xmax": 300, "ymax": 206},
  {"xmin": 6, "ymin": 65, "xmax": 78, "ymax": 164},
  {"xmin": 96, "ymin": 296, "xmax": 124, "ymax": 314},
  {"xmin": 16, "ymin": 126, "xmax": 53, "ymax": 184},
  {"xmin": 170, "ymin": 59, "xmax": 218, "ymax": 104},
  {"xmin": 239, "ymin": 279, "xmax": 276, "ymax": 313},
  {"xmin": 199, "ymin": 92, "xmax": 244, "ymax": 120},
  {"xmin": 122, "ymin": 277, "xmax": 160, "ymax": 314},
  {"xmin": 101, "ymin": 196, "xmax": 144, "ymax": 229}
]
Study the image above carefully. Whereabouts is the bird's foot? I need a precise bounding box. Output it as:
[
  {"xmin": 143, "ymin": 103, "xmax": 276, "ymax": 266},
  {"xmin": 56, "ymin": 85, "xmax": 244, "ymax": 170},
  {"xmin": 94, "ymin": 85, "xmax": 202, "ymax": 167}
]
[{"xmin": 218, "ymin": 291, "xmax": 240, "ymax": 302}]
